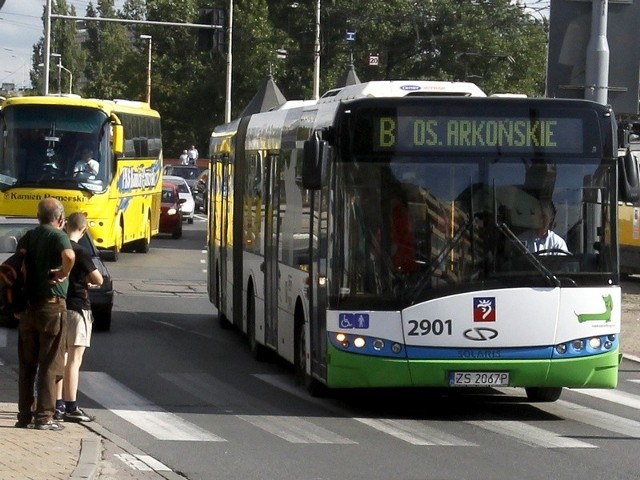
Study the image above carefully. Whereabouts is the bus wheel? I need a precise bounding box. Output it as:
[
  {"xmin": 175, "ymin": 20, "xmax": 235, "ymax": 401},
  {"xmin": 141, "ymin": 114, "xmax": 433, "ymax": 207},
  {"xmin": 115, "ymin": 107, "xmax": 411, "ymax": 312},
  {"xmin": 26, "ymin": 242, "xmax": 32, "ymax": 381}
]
[
  {"xmin": 525, "ymin": 387, "xmax": 562, "ymax": 402},
  {"xmin": 294, "ymin": 317, "xmax": 306, "ymax": 385},
  {"xmin": 294, "ymin": 311, "xmax": 327, "ymax": 397},
  {"xmin": 107, "ymin": 223, "xmax": 123, "ymax": 261},
  {"xmin": 216, "ymin": 268, "xmax": 232, "ymax": 330},
  {"xmin": 134, "ymin": 218, "xmax": 151, "ymax": 253},
  {"xmin": 247, "ymin": 287, "xmax": 268, "ymax": 361}
]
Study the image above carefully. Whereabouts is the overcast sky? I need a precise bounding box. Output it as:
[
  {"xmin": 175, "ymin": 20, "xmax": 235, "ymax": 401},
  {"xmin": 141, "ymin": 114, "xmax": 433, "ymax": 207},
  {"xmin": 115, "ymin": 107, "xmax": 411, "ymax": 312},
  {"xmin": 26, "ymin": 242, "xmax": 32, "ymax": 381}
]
[{"xmin": 0, "ymin": 0, "xmax": 124, "ymax": 89}]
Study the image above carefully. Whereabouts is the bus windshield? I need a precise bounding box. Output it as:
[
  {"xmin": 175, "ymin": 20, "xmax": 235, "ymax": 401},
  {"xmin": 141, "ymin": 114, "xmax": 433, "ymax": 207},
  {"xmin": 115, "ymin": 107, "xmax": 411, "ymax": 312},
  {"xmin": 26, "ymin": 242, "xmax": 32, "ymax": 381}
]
[
  {"xmin": 0, "ymin": 105, "xmax": 111, "ymax": 193},
  {"xmin": 332, "ymin": 154, "xmax": 616, "ymax": 308}
]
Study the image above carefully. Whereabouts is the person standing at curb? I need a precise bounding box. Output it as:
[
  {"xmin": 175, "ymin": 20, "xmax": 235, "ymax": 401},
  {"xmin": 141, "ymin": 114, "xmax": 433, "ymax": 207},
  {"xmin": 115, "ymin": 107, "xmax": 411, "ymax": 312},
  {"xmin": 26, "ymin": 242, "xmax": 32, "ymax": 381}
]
[
  {"xmin": 55, "ymin": 212, "xmax": 103, "ymax": 423},
  {"xmin": 16, "ymin": 198, "xmax": 74, "ymax": 431}
]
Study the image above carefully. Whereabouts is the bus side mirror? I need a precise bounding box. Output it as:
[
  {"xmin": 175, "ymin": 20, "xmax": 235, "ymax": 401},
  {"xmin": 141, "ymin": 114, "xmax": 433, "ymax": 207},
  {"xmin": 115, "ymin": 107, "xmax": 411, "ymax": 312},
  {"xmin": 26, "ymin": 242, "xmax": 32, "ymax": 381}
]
[
  {"xmin": 619, "ymin": 149, "xmax": 640, "ymax": 203},
  {"xmin": 112, "ymin": 124, "xmax": 124, "ymax": 156},
  {"xmin": 302, "ymin": 132, "xmax": 328, "ymax": 190}
]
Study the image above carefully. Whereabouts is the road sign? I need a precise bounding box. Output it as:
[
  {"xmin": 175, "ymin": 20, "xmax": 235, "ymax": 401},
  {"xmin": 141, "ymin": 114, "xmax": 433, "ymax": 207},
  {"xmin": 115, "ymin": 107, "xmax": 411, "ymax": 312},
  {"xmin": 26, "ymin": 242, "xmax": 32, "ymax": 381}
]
[{"xmin": 369, "ymin": 53, "xmax": 379, "ymax": 66}]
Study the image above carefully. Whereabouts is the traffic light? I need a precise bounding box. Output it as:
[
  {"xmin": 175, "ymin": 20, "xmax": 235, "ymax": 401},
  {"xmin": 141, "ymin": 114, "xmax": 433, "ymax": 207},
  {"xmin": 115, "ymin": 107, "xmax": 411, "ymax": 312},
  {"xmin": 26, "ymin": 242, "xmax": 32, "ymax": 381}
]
[
  {"xmin": 198, "ymin": 8, "xmax": 214, "ymax": 51},
  {"xmin": 198, "ymin": 6, "xmax": 227, "ymax": 54},
  {"xmin": 212, "ymin": 7, "xmax": 227, "ymax": 54}
]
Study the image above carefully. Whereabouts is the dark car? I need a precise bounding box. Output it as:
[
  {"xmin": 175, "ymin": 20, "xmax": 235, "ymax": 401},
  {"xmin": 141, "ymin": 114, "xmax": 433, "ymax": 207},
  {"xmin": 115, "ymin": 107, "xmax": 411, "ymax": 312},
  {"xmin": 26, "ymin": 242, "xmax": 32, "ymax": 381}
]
[
  {"xmin": 162, "ymin": 165, "xmax": 201, "ymax": 193},
  {"xmin": 193, "ymin": 169, "xmax": 209, "ymax": 213},
  {"xmin": 159, "ymin": 182, "xmax": 184, "ymax": 239},
  {"xmin": 0, "ymin": 217, "xmax": 114, "ymax": 331}
]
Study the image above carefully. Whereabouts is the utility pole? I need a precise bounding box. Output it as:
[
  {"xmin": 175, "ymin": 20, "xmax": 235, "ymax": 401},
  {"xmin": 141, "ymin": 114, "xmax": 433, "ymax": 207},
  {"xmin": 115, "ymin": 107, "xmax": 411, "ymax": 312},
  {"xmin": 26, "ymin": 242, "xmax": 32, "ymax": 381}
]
[
  {"xmin": 585, "ymin": 0, "xmax": 609, "ymax": 105},
  {"xmin": 43, "ymin": 0, "xmax": 52, "ymax": 95},
  {"xmin": 225, "ymin": 0, "xmax": 233, "ymax": 123},
  {"xmin": 140, "ymin": 35, "xmax": 152, "ymax": 104},
  {"xmin": 313, "ymin": 0, "xmax": 321, "ymax": 100}
]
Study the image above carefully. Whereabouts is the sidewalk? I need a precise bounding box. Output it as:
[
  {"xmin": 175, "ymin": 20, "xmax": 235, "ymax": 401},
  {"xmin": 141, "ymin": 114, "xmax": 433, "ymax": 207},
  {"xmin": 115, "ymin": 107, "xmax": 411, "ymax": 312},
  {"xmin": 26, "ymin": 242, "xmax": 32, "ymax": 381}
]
[
  {"xmin": 0, "ymin": 365, "xmax": 100, "ymax": 480},
  {"xmin": 0, "ymin": 362, "xmax": 186, "ymax": 480},
  {"xmin": 1, "ymin": 317, "xmax": 639, "ymax": 480}
]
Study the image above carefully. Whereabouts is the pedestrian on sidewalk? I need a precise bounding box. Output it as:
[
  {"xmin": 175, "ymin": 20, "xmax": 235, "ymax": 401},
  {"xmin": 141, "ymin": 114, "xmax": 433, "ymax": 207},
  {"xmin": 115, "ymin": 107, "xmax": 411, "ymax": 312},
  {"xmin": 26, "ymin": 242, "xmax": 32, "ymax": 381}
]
[
  {"xmin": 55, "ymin": 212, "xmax": 103, "ymax": 423},
  {"xmin": 16, "ymin": 198, "xmax": 75, "ymax": 431},
  {"xmin": 179, "ymin": 149, "xmax": 189, "ymax": 165},
  {"xmin": 187, "ymin": 145, "xmax": 198, "ymax": 165}
]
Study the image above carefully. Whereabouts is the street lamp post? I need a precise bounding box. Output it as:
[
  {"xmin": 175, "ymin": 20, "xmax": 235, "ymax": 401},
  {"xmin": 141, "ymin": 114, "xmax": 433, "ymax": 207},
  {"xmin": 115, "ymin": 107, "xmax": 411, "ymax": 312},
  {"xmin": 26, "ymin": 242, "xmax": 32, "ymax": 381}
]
[
  {"xmin": 60, "ymin": 65, "xmax": 73, "ymax": 94},
  {"xmin": 51, "ymin": 52, "xmax": 61, "ymax": 95},
  {"xmin": 313, "ymin": 0, "xmax": 321, "ymax": 99},
  {"xmin": 140, "ymin": 35, "xmax": 152, "ymax": 104}
]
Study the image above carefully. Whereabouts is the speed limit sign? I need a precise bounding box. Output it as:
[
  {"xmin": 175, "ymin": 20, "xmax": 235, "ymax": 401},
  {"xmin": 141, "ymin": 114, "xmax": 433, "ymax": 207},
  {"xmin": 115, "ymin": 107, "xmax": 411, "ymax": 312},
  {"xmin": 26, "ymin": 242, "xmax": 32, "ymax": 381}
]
[{"xmin": 369, "ymin": 53, "xmax": 379, "ymax": 66}]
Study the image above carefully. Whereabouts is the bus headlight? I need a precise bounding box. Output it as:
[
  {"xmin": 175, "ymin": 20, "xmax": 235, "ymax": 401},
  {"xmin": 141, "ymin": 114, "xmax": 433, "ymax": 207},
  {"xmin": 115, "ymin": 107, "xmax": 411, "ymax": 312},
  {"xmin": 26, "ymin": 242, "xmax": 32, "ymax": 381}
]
[
  {"xmin": 555, "ymin": 343, "xmax": 567, "ymax": 354},
  {"xmin": 571, "ymin": 339, "xmax": 585, "ymax": 352},
  {"xmin": 336, "ymin": 333, "xmax": 347, "ymax": 343},
  {"xmin": 353, "ymin": 337, "xmax": 366, "ymax": 348},
  {"xmin": 391, "ymin": 343, "xmax": 402, "ymax": 354},
  {"xmin": 372, "ymin": 339, "xmax": 385, "ymax": 351},
  {"xmin": 588, "ymin": 337, "xmax": 602, "ymax": 349}
]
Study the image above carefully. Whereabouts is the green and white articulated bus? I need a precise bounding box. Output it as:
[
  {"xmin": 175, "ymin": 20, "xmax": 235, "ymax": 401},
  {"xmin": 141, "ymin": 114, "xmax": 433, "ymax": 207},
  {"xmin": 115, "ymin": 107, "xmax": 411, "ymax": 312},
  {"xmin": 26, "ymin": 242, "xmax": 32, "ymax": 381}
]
[{"xmin": 207, "ymin": 80, "xmax": 639, "ymax": 401}]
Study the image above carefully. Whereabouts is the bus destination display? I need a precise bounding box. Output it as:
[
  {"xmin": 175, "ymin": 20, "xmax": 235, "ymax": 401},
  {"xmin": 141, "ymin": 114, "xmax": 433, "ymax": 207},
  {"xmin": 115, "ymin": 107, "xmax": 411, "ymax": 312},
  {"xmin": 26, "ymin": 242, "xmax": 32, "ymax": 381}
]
[{"xmin": 374, "ymin": 116, "xmax": 585, "ymax": 154}]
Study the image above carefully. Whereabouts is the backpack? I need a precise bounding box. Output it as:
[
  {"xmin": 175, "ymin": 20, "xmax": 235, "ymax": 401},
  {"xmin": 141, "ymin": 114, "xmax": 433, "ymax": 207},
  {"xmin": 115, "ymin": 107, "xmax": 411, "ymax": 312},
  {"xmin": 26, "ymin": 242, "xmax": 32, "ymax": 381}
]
[{"xmin": 0, "ymin": 240, "xmax": 28, "ymax": 319}]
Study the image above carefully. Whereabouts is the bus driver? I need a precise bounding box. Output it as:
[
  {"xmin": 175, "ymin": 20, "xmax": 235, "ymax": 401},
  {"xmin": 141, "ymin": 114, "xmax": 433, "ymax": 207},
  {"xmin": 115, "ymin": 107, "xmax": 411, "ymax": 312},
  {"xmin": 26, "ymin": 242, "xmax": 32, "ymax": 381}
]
[
  {"xmin": 73, "ymin": 148, "xmax": 99, "ymax": 177},
  {"xmin": 518, "ymin": 202, "xmax": 568, "ymax": 254}
]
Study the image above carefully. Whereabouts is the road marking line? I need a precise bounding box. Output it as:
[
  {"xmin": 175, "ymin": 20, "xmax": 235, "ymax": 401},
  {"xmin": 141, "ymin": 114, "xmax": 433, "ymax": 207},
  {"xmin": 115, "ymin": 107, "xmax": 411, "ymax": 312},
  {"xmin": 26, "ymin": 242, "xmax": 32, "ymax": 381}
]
[
  {"xmin": 81, "ymin": 372, "xmax": 226, "ymax": 441},
  {"xmin": 537, "ymin": 399, "xmax": 640, "ymax": 438},
  {"xmin": 237, "ymin": 415, "xmax": 356, "ymax": 444},
  {"xmin": 467, "ymin": 420, "xmax": 597, "ymax": 448},
  {"xmin": 115, "ymin": 453, "xmax": 153, "ymax": 471},
  {"xmin": 629, "ymin": 379, "xmax": 640, "ymax": 385},
  {"xmin": 572, "ymin": 388, "xmax": 640, "ymax": 410},
  {"xmin": 135, "ymin": 455, "xmax": 172, "ymax": 471},
  {"xmin": 355, "ymin": 417, "xmax": 476, "ymax": 446}
]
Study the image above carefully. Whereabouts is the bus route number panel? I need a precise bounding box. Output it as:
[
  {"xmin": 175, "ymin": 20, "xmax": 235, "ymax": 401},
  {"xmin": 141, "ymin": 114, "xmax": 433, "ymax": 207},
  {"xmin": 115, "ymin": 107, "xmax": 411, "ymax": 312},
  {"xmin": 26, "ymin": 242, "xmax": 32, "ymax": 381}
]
[{"xmin": 449, "ymin": 371, "xmax": 510, "ymax": 387}]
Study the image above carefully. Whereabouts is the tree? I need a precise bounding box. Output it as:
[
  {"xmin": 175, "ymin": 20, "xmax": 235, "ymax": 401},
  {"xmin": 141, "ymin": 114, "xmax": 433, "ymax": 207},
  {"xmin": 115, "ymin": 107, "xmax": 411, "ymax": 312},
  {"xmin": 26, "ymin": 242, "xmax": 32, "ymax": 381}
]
[
  {"xmin": 26, "ymin": 0, "xmax": 548, "ymax": 156},
  {"xmin": 82, "ymin": 0, "xmax": 133, "ymax": 99},
  {"xmin": 30, "ymin": 0, "xmax": 86, "ymax": 95}
]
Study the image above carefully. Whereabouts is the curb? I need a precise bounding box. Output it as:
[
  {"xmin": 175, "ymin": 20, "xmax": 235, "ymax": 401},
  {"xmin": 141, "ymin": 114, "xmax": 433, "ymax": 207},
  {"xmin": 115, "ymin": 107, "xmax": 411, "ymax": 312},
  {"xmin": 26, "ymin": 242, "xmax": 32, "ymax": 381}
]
[
  {"xmin": 79, "ymin": 421, "xmax": 187, "ymax": 480},
  {"xmin": 623, "ymin": 352, "xmax": 640, "ymax": 363},
  {"xmin": 70, "ymin": 437, "xmax": 101, "ymax": 480}
]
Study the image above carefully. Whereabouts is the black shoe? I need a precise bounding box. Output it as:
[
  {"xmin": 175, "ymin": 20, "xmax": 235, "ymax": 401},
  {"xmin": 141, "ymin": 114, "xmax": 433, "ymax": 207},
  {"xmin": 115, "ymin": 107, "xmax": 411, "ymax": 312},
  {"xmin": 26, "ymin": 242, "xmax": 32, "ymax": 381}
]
[
  {"xmin": 54, "ymin": 409, "xmax": 65, "ymax": 421},
  {"xmin": 15, "ymin": 420, "xmax": 31, "ymax": 429},
  {"xmin": 64, "ymin": 407, "xmax": 94, "ymax": 423},
  {"xmin": 34, "ymin": 421, "xmax": 65, "ymax": 431}
]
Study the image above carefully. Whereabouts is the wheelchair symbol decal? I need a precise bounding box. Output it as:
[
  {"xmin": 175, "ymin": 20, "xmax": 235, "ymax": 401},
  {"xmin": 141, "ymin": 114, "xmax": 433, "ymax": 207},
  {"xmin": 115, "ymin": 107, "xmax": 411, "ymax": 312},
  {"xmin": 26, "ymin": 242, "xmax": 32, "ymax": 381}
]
[{"xmin": 338, "ymin": 313, "xmax": 369, "ymax": 329}]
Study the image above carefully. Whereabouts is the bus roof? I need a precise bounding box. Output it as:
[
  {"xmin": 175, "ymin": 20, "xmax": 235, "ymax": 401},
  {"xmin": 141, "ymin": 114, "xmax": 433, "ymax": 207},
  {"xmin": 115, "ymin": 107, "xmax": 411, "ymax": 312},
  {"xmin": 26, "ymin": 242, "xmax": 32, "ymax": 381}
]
[
  {"xmin": 1, "ymin": 95, "xmax": 160, "ymax": 118},
  {"xmin": 318, "ymin": 80, "xmax": 486, "ymax": 103}
]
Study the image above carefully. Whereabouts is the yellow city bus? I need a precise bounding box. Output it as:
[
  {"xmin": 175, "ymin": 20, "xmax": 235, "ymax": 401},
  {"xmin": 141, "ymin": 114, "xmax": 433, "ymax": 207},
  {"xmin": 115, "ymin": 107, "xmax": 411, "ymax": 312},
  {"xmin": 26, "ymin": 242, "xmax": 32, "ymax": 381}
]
[{"xmin": 0, "ymin": 96, "xmax": 162, "ymax": 260}]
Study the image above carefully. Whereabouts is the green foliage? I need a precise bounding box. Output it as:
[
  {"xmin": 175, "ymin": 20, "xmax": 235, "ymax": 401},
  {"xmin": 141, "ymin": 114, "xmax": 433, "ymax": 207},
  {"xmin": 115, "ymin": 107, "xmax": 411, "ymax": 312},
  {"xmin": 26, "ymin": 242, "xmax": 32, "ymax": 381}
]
[{"xmin": 28, "ymin": 0, "xmax": 548, "ymax": 157}]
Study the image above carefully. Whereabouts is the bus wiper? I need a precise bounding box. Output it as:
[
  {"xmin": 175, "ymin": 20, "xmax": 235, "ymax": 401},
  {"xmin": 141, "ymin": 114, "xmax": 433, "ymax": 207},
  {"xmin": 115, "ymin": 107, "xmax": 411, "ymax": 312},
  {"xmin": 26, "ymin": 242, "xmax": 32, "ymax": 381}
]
[
  {"xmin": 490, "ymin": 182, "xmax": 560, "ymax": 288},
  {"xmin": 404, "ymin": 215, "xmax": 473, "ymax": 301},
  {"xmin": 495, "ymin": 220, "xmax": 561, "ymax": 288}
]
